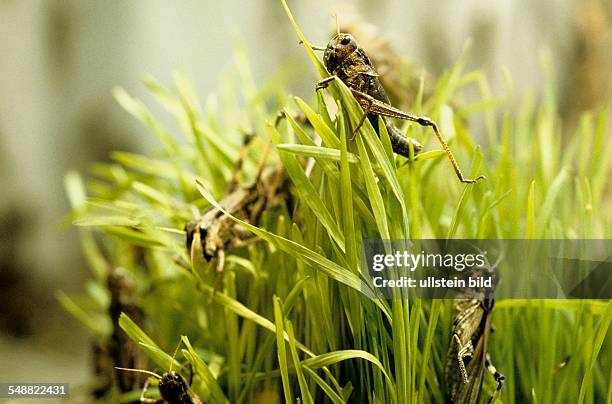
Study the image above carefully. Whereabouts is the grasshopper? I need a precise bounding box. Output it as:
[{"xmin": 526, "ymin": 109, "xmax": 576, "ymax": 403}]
[
  {"xmin": 310, "ymin": 19, "xmax": 485, "ymax": 184},
  {"xmin": 89, "ymin": 266, "xmax": 148, "ymax": 399},
  {"xmin": 445, "ymin": 263, "xmax": 504, "ymax": 403},
  {"xmin": 107, "ymin": 267, "xmax": 148, "ymax": 394},
  {"xmin": 116, "ymin": 341, "xmax": 202, "ymax": 404},
  {"xmin": 185, "ymin": 135, "xmax": 288, "ymax": 280}
]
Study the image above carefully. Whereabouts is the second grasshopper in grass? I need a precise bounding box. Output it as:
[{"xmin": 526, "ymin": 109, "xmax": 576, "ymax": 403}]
[
  {"xmin": 445, "ymin": 261, "xmax": 504, "ymax": 403},
  {"xmin": 185, "ymin": 135, "xmax": 288, "ymax": 284}
]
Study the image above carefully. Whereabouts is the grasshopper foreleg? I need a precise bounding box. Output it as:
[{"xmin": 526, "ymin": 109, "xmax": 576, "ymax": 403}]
[
  {"xmin": 485, "ymin": 353, "xmax": 504, "ymax": 404},
  {"xmin": 316, "ymin": 76, "xmax": 336, "ymax": 91},
  {"xmin": 139, "ymin": 378, "xmax": 162, "ymax": 404},
  {"xmin": 453, "ymin": 334, "xmax": 474, "ymax": 384}
]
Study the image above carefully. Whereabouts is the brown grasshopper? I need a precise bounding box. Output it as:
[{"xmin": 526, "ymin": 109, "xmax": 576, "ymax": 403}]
[
  {"xmin": 184, "ymin": 135, "xmax": 288, "ymax": 280},
  {"xmin": 116, "ymin": 341, "xmax": 202, "ymax": 404},
  {"xmin": 87, "ymin": 265, "xmax": 147, "ymax": 399},
  {"xmin": 310, "ymin": 20, "xmax": 485, "ymax": 184},
  {"xmin": 116, "ymin": 368, "xmax": 202, "ymax": 404},
  {"xmin": 104, "ymin": 267, "xmax": 148, "ymax": 396},
  {"xmin": 445, "ymin": 262, "xmax": 504, "ymax": 403}
]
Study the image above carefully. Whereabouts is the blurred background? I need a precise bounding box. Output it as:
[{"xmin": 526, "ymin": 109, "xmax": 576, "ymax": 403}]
[{"xmin": 0, "ymin": 0, "xmax": 610, "ymax": 391}]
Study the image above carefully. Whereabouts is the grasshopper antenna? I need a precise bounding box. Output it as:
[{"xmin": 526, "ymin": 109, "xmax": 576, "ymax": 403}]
[
  {"xmin": 114, "ymin": 367, "xmax": 162, "ymax": 380},
  {"xmin": 333, "ymin": 13, "xmax": 341, "ymax": 37},
  {"xmin": 298, "ymin": 40, "xmax": 326, "ymax": 51},
  {"xmin": 169, "ymin": 338, "xmax": 183, "ymax": 373}
]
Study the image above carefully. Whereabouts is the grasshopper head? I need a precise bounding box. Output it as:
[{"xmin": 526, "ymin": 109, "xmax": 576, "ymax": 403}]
[
  {"xmin": 159, "ymin": 371, "xmax": 189, "ymax": 400},
  {"xmin": 323, "ymin": 33, "xmax": 358, "ymax": 73}
]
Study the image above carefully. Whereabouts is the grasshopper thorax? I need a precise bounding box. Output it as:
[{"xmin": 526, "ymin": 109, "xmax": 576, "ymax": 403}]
[{"xmin": 323, "ymin": 33, "xmax": 358, "ymax": 74}]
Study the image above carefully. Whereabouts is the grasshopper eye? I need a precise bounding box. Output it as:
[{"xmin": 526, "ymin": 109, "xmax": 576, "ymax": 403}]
[{"xmin": 340, "ymin": 37, "xmax": 350, "ymax": 46}]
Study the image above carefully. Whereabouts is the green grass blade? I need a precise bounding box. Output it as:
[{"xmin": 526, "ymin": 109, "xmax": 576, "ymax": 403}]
[
  {"xmin": 578, "ymin": 301, "xmax": 612, "ymax": 403},
  {"xmin": 118, "ymin": 313, "xmax": 180, "ymax": 371},
  {"xmin": 295, "ymin": 97, "xmax": 340, "ymax": 148},
  {"xmin": 279, "ymin": 0, "xmax": 328, "ymax": 78},
  {"xmin": 286, "ymin": 320, "xmax": 314, "ymax": 404},
  {"xmin": 276, "ymin": 144, "xmax": 359, "ymax": 164},
  {"xmin": 55, "ymin": 291, "xmax": 110, "ymax": 337},
  {"xmin": 270, "ymin": 126, "xmax": 346, "ymax": 251},
  {"xmin": 274, "ymin": 296, "xmax": 294, "ymax": 403},
  {"xmin": 182, "ymin": 336, "xmax": 230, "ymax": 404},
  {"xmin": 303, "ymin": 366, "xmax": 346, "ymax": 404},
  {"xmin": 356, "ymin": 135, "xmax": 390, "ymax": 239}
]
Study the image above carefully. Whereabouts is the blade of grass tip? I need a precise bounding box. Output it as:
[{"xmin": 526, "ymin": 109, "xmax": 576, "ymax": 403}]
[
  {"xmin": 55, "ymin": 291, "xmax": 110, "ymax": 337},
  {"xmin": 413, "ymin": 150, "xmax": 446, "ymax": 162},
  {"xmin": 578, "ymin": 301, "xmax": 612, "ymax": 403},
  {"xmin": 477, "ymin": 188, "xmax": 512, "ymax": 237},
  {"xmin": 103, "ymin": 226, "xmax": 164, "ymax": 248},
  {"xmin": 532, "ymin": 388, "xmax": 540, "ymax": 404},
  {"xmin": 73, "ymin": 216, "xmax": 140, "ymax": 227},
  {"xmin": 132, "ymin": 181, "xmax": 183, "ymax": 210},
  {"xmin": 174, "ymin": 74, "xmax": 225, "ymax": 190},
  {"xmin": 446, "ymin": 146, "xmax": 483, "ymax": 239},
  {"xmin": 284, "ymin": 275, "xmax": 311, "ymax": 317},
  {"xmin": 111, "ymin": 151, "xmax": 200, "ymax": 185},
  {"xmin": 112, "ymin": 87, "xmax": 179, "ymax": 153},
  {"xmin": 64, "ymin": 171, "xmax": 87, "ymax": 209},
  {"xmin": 535, "ymin": 167, "xmax": 568, "ymax": 238},
  {"xmin": 317, "ymin": 90, "xmax": 334, "ymax": 129},
  {"xmin": 476, "ymin": 73, "xmax": 499, "ymax": 145},
  {"xmin": 233, "ymin": 43, "xmax": 258, "ymax": 99},
  {"xmin": 295, "ymin": 97, "xmax": 341, "ymax": 148},
  {"xmin": 64, "ymin": 172, "xmax": 107, "ymax": 280},
  {"xmin": 434, "ymin": 39, "xmax": 472, "ymax": 107},
  {"xmin": 280, "ymin": 0, "xmax": 328, "ymax": 78},
  {"xmin": 414, "ymin": 69, "xmax": 425, "ymax": 112},
  {"xmin": 276, "ymin": 144, "xmax": 359, "ymax": 164},
  {"xmin": 284, "ymin": 107, "xmax": 315, "ymax": 145},
  {"xmin": 118, "ymin": 313, "xmax": 156, "ymax": 347},
  {"xmin": 117, "ymin": 313, "xmax": 181, "ymax": 370},
  {"xmin": 286, "ymin": 320, "xmax": 314, "ymax": 404},
  {"xmin": 142, "ymin": 74, "xmax": 182, "ymax": 116},
  {"xmin": 273, "ymin": 296, "xmax": 294, "ymax": 403}
]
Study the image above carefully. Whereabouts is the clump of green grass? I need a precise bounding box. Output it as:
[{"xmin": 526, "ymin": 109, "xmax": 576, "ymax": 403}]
[{"xmin": 61, "ymin": 2, "xmax": 611, "ymax": 403}]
